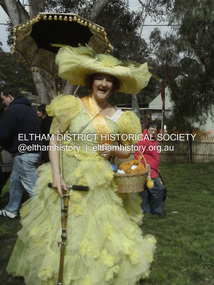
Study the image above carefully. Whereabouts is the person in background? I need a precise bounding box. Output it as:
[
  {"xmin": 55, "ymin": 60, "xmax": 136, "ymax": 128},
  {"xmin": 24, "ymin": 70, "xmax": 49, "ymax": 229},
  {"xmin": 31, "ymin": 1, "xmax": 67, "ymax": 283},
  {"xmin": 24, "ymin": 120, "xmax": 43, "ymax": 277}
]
[
  {"xmin": 135, "ymin": 121, "xmax": 166, "ymax": 216},
  {"xmin": 37, "ymin": 104, "xmax": 52, "ymax": 164},
  {"xmin": 0, "ymin": 86, "xmax": 41, "ymax": 219}
]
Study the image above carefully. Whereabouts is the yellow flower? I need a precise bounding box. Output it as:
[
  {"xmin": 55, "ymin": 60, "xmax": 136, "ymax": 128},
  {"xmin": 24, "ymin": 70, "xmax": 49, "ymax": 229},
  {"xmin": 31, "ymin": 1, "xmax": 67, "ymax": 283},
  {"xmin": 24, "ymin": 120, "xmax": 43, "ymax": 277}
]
[
  {"xmin": 130, "ymin": 250, "xmax": 139, "ymax": 264},
  {"xmin": 103, "ymin": 225, "xmax": 114, "ymax": 240},
  {"xmin": 76, "ymin": 45, "xmax": 93, "ymax": 57},
  {"xmin": 38, "ymin": 268, "xmax": 54, "ymax": 281},
  {"xmin": 144, "ymin": 234, "xmax": 157, "ymax": 245},
  {"xmin": 88, "ymin": 243, "xmax": 99, "ymax": 259},
  {"xmin": 123, "ymin": 242, "xmax": 134, "ymax": 255},
  {"xmin": 101, "ymin": 249, "xmax": 115, "ymax": 267},
  {"xmin": 106, "ymin": 265, "xmax": 119, "ymax": 281},
  {"xmin": 146, "ymin": 179, "xmax": 154, "ymax": 189},
  {"xmin": 96, "ymin": 54, "xmax": 120, "ymax": 67}
]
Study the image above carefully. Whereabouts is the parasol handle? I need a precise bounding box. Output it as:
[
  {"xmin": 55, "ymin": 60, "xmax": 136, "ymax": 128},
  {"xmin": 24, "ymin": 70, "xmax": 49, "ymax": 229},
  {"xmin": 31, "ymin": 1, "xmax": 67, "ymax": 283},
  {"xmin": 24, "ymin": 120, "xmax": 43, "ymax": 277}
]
[{"xmin": 48, "ymin": 183, "xmax": 89, "ymax": 192}]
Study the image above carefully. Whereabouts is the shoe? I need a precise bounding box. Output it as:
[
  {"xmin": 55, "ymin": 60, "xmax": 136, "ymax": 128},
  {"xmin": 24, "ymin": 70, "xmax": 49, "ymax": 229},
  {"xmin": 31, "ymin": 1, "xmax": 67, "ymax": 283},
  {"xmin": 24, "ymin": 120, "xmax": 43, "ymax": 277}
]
[
  {"xmin": 152, "ymin": 212, "xmax": 166, "ymax": 216},
  {"xmin": 0, "ymin": 209, "xmax": 17, "ymax": 219}
]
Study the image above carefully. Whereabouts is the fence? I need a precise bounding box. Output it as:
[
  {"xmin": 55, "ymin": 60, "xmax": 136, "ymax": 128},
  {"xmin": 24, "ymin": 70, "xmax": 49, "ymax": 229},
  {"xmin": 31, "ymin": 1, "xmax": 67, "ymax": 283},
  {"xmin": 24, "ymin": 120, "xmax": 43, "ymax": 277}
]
[{"xmin": 160, "ymin": 133, "xmax": 214, "ymax": 163}]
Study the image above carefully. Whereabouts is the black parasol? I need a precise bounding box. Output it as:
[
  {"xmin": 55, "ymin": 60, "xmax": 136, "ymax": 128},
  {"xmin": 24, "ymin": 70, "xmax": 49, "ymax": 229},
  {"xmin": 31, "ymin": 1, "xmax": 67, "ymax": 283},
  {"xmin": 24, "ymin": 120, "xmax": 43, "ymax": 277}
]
[{"xmin": 13, "ymin": 12, "xmax": 112, "ymax": 78}]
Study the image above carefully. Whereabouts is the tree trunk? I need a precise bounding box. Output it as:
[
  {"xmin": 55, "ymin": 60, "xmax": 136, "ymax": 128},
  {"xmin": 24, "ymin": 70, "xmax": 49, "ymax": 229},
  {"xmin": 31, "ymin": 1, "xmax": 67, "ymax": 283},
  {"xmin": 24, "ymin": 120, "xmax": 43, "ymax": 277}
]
[
  {"xmin": 28, "ymin": 0, "xmax": 44, "ymax": 17},
  {"xmin": 32, "ymin": 73, "xmax": 57, "ymax": 104},
  {"xmin": 4, "ymin": 0, "xmax": 23, "ymax": 25}
]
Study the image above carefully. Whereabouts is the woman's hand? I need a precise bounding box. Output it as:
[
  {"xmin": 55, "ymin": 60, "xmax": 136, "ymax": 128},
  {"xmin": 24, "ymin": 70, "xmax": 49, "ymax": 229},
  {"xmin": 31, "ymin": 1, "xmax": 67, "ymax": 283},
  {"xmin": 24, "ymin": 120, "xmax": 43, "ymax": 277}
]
[
  {"xmin": 99, "ymin": 143, "xmax": 131, "ymax": 159},
  {"xmin": 99, "ymin": 143, "xmax": 113, "ymax": 158},
  {"xmin": 52, "ymin": 175, "xmax": 67, "ymax": 198}
]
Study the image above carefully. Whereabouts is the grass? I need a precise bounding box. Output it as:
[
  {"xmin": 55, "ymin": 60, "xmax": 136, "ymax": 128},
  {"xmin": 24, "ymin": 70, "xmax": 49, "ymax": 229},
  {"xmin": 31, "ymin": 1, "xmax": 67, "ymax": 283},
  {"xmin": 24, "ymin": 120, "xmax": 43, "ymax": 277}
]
[
  {"xmin": 0, "ymin": 162, "xmax": 214, "ymax": 285},
  {"xmin": 142, "ymin": 162, "xmax": 214, "ymax": 285}
]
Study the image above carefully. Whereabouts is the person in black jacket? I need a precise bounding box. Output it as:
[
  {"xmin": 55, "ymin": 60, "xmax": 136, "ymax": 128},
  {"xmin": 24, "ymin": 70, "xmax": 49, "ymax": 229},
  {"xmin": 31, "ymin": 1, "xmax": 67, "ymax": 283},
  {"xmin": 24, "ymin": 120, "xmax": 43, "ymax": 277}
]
[{"xmin": 0, "ymin": 86, "xmax": 41, "ymax": 218}]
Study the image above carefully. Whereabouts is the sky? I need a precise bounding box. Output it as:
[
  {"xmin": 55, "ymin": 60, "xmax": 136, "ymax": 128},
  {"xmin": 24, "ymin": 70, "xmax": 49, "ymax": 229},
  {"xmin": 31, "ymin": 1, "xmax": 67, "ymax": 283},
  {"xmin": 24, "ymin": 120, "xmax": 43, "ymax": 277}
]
[
  {"xmin": 0, "ymin": 0, "xmax": 168, "ymax": 52},
  {"xmin": 0, "ymin": 6, "xmax": 10, "ymax": 51}
]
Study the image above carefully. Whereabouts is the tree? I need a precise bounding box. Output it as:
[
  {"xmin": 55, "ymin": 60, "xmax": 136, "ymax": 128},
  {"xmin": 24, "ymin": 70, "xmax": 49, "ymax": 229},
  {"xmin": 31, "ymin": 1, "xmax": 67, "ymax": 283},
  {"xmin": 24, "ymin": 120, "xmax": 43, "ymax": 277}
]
[
  {"xmin": 0, "ymin": 50, "xmax": 36, "ymax": 92},
  {"xmin": 0, "ymin": 47, "xmax": 37, "ymax": 117},
  {"xmin": 1, "ymin": 0, "xmax": 152, "ymax": 104},
  {"xmin": 146, "ymin": 0, "xmax": 214, "ymax": 129},
  {"xmin": 169, "ymin": 0, "xmax": 214, "ymax": 127}
]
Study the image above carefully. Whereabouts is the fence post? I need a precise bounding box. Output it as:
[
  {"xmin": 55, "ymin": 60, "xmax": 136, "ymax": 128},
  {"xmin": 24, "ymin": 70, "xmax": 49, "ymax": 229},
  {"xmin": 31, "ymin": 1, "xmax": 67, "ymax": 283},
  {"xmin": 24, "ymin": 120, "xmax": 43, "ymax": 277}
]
[{"xmin": 188, "ymin": 132, "xmax": 193, "ymax": 163}]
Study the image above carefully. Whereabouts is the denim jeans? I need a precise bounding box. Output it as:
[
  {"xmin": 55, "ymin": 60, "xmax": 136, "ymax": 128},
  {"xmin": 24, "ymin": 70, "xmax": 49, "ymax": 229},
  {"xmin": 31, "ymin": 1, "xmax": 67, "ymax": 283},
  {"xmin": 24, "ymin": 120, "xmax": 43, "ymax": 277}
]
[
  {"xmin": 5, "ymin": 153, "xmax": 41, "ymax": 215},
  {"xmin": 140, "ymin": 176, "xmax": 163, "ymax": 214}
]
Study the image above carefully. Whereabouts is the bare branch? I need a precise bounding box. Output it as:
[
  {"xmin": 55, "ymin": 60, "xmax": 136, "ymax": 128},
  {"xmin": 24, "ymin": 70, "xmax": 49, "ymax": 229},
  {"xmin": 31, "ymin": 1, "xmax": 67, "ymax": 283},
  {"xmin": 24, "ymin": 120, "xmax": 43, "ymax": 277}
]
[
  {"xmin": 90, "ymin": 0, "xmax": 118, "ymax": 22},
  {"xmin": 83, "ymin": 0, "xmax": 90, "ymax": 9},
  {"xmin": 138, "ymin": 0, "xmax": 164, "ymax": 16},
  {"xmin": 4, "ymin": 0, "xmax": 21, "ymax": 25},
  {"xmin": 3, "ymin": 0, "xmax": 29, "ymax": 25}
]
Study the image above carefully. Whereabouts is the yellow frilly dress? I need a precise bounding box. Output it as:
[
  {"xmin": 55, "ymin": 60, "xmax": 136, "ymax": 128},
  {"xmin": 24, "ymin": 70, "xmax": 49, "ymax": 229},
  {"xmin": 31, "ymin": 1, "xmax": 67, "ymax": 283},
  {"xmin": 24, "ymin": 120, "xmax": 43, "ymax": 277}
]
[{"xmin": 7, "ymin": 94, "xmax": 156, "ymax": 285}]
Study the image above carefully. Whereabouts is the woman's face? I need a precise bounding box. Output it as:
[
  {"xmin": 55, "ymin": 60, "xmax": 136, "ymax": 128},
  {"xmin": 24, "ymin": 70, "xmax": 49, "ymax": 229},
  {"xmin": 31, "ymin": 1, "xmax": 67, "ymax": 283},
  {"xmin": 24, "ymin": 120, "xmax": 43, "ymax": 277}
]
[
  {"xmin": 92, "ymin": 73, "xmax": 114, "ymax": 103},
  {"xmin": 147, "ymin": 126, "xmax": 157, "ymax": 139},
  {"xmin": 37, "ymin": 110, "xmax": 46, "ymax": 119},
  {"xmin": 37, "ymin": 110, "xmax": 42, "ymax": 118}
]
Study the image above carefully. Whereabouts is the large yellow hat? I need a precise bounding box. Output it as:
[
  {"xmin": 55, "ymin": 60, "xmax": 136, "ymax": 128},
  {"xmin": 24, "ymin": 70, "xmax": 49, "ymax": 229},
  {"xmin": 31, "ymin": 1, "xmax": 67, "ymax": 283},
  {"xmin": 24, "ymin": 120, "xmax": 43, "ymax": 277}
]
[{"xmin": 55, "ymin": 46, "xmax": 151, "ymax": 94}]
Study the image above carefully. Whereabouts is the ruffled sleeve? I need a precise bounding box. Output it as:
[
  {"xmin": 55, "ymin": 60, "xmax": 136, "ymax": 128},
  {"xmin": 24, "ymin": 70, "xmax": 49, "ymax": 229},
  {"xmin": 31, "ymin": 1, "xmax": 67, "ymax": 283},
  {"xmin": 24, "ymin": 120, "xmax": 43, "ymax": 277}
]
[
  {"xmin": 46, "ymin": 94, "xmax": 82, "ymax": 134},
  {"xmin": 117, "ymin": 111, "xmax": 142, "ymax": 145}
]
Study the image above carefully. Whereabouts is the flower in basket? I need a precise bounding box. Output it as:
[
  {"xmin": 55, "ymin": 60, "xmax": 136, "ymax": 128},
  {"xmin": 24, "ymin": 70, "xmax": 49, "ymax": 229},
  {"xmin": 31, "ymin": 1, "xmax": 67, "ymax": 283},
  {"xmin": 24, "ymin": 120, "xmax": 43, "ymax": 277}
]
[{"xmin": 119, "ymin": 160, "xmax": 146, "ymax": 173}]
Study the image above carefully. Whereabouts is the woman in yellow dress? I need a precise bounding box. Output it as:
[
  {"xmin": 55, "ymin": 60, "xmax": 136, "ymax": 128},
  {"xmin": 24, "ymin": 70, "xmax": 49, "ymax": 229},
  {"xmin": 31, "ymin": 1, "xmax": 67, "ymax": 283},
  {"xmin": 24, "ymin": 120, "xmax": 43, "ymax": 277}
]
[{"xmin": 7, "ymin": 46, "xmax": 156, "ymax": 285}]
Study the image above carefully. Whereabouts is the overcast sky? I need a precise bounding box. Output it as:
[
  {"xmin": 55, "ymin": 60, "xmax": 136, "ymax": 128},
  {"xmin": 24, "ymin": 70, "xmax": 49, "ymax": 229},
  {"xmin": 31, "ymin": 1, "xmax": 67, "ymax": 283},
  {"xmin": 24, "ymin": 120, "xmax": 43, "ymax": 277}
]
[{"xmin": 0, "ymin": 0, "xmax": 166, "ymax": 52}]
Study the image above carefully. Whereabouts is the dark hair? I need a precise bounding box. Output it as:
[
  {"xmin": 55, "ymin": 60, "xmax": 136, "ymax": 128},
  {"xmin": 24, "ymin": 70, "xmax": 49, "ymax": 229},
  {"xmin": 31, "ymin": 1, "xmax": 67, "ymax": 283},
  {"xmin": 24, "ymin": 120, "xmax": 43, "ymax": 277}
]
[
  {"xmin": 37, "ymin": 104, "xmax": 47, "ymax": 115},
  {"xmin": 146, "ymin": 121, "xmax": 158, "ymax": 130},
  {"xmin": 84, "ymin": 73, "xmax": 120, "ymax": 92},
  {"xmin": 1, "ymin": 86, "xmax": 20, "ymax": 98}
]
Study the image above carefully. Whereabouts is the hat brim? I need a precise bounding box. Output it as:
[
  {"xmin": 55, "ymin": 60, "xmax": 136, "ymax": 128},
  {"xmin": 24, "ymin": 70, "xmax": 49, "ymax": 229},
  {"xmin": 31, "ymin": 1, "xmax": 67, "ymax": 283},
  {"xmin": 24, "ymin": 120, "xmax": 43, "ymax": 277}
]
[{"xmin": 56, "ymin": 47, "xmax": 151, "ymax": 94}]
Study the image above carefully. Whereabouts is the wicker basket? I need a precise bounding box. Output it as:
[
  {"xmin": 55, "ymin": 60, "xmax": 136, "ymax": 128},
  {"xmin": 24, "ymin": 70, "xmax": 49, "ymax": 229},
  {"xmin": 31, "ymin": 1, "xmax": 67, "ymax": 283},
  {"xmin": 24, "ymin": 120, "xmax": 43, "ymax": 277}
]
[{"xmin": 113, "ymin": 153, "xmax": 149, "ymax": 194}]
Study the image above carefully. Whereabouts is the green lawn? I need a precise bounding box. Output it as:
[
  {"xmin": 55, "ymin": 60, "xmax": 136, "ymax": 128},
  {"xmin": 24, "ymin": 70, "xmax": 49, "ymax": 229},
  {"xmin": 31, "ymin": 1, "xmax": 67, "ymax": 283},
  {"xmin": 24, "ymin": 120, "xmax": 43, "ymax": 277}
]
[
  {"xmin": 0, "ymin": 162, "xmax": 214, "ymax": 285},
  {"xmin": 142, "ymin": 162, "xmax": 214, "ymax": 285}
]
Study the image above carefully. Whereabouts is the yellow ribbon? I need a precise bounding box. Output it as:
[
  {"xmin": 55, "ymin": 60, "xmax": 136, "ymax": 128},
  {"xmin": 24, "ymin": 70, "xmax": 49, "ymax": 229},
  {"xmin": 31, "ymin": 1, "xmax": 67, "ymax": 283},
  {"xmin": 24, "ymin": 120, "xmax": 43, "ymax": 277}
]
[{"xmin": 81, "ymin": 95, "xmax": 112, "ymax": 145}]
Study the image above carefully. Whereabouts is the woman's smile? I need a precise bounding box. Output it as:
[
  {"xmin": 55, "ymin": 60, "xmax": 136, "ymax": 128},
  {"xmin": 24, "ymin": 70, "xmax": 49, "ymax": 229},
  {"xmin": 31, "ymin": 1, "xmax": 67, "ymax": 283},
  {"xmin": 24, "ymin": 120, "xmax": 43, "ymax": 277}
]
[{"xmin": 92, "ymin": 73, "xmax": 114, "ymax": 103}]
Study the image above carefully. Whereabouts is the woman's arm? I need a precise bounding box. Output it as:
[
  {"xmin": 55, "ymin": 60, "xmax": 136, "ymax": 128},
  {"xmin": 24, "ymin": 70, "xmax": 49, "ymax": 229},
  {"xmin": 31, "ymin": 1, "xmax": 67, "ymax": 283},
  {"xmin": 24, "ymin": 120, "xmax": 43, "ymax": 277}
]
[
  {"xmin": 99, "ymin": 142, "xmax": 131, "ymax": 159},
  {"xmin": 49, "ymin": 134, "xmax": 65, "ymax": 198}
]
